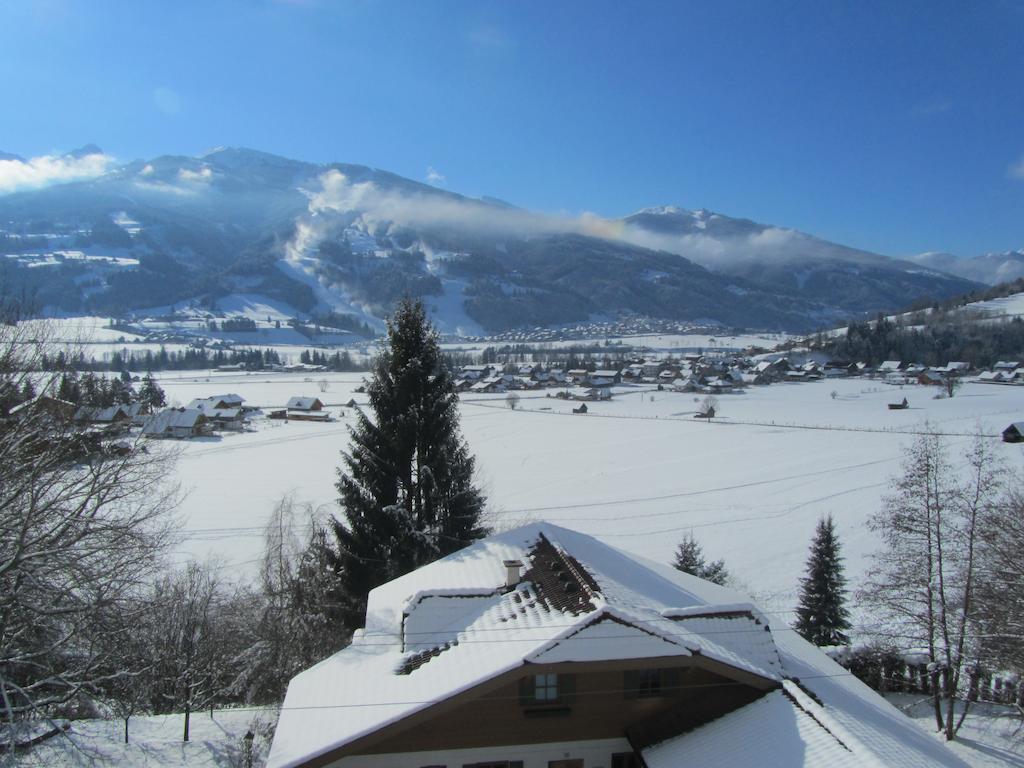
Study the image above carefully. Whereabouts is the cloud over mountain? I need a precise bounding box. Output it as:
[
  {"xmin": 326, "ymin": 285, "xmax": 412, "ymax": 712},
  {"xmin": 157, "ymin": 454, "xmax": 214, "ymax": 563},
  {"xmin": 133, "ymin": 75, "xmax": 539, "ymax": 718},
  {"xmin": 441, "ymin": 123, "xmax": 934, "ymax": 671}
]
[{"xmin": 0, "ymin": 149, "xmax": 114, "ymax": 194}]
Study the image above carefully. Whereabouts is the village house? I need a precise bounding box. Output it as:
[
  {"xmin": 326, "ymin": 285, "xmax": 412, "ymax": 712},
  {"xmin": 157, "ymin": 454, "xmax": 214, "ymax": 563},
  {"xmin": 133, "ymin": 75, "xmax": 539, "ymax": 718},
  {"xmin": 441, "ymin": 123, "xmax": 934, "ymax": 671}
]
[
  {"xmin": 586, "ymin": 370, "xmax": 621, "ymax": 387},
  {"xmin": 287, "ymin": 396, "xmax": 325, "ymax": 412},
  {"xmin": 460, "ymin": 364, "xmax": 495, "ymax": 381},
  {"xmin": 269, "ymin": 523, "xmax": 967, "ymax": 768},
  {"xmin": 7, "ymin": 394, "xmax": 77, "ymax": 424},
  {"xmin": 189, "ymin": 396, "xmax": 249, "ymax": 429},
  {"xmin": 73, "ymin": 404, "xmax": 133, "ymax": 433},
  {"xmin": 141, "ymin": 408, "xmax": 208, "ymax": 439},
  {"xmin": 189, "ymin": 393, "xmax": 246, "ymax": 411},
  {"xmin": 918, "ymin": 370, "xmax": 946, "ymax": 387}
]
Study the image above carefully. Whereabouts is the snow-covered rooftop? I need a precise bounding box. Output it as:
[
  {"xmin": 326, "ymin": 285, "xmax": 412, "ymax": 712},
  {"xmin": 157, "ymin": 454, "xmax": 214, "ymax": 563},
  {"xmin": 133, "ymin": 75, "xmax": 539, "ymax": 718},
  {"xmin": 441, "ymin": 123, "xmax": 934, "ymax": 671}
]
[{"xmin": 269, "ymin": 523, "xmax": 967, "ymax": 768}]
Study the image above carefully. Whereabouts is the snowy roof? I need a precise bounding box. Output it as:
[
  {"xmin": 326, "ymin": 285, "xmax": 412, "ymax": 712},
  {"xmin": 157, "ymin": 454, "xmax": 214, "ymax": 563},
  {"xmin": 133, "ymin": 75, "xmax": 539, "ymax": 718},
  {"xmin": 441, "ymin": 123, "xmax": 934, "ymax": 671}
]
[
  {"xmin": 74, "ymin": 404, "xmax": 130, "ymax": 423},
  {"xmin": 189, "ymin": 394, "xmax": 246, "ymax": 411},
  {"xmin": 141, "ymin": 408, "xmax": 205, "ymax": 434},
  {"xmin": 286, "ymin": 396, "xmax": 321, "ymax": 410},
  {"xmin": 269, "ymin": 523, "xmax": 966, "ymax": 768},
  {"xmin": 644, "ymin": 682, "xmax": 863, "ymax": 768}
]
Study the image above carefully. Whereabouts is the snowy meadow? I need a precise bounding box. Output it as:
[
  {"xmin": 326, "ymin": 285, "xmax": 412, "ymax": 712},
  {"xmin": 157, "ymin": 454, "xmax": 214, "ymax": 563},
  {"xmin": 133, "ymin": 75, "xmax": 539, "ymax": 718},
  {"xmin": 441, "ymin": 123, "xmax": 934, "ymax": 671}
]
[{"xmin": 159, "ymin": 370, "xmax": 1024, "ymax": 624}]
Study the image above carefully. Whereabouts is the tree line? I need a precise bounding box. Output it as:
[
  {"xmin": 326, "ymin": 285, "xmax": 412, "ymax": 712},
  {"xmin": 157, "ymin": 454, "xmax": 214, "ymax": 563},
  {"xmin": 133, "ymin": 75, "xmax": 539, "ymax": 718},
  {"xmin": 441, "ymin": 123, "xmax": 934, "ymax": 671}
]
[
  {"xmin": 817, "ymin": 314, "xmax": 1024, "ymax": 368},
  {"xmin": 37, "ymin": 346, "xmax": 286, "ymax": 373}
]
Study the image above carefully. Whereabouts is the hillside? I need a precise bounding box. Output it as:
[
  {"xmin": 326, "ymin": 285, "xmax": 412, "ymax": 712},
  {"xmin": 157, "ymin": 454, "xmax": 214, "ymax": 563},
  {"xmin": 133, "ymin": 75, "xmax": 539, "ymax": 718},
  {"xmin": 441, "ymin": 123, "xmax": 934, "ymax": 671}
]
[{"xmin": 0, "ymin": 147, "xmax": 980, "ymax": 334}]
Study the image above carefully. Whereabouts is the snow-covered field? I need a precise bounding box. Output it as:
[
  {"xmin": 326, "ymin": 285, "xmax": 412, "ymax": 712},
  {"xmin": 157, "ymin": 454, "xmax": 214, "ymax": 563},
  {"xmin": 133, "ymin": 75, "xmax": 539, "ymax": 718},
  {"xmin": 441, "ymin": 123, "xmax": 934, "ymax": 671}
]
[
  {"xmin": 967, "ymin": 292, "xmax": 1024, "ymax": 321},
  {"xmin": 9, "ymin": 707, "xmax": 277, "ymax": 767},
  {"xmin": 888, "ymin": 696, "xmax": 1024, "ymax": 768},
  {"xmin": 159, "ymin": 373, "xmax": 1024, "ymax": 624}
]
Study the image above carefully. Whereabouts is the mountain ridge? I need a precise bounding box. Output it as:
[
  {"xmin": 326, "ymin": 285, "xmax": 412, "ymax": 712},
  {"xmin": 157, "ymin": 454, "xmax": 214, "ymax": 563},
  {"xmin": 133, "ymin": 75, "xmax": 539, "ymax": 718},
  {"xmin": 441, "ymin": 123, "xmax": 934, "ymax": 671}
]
[{"xmin": 0, "ymin": 146, "xmax": 982, "ymax": 334}]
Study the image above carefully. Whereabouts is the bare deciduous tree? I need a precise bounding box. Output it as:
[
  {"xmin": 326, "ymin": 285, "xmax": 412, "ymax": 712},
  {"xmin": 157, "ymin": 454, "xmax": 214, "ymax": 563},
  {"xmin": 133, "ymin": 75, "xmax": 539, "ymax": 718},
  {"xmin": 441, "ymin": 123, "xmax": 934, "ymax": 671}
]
[
  {"xmin": 859, "ymin": 430, "xmax": 1001, "ymax": 740},
  {"xmin": 0, "ymin": 321, "xmax": 178, "ymax": 732},
  {"xmin": 697, "ymin": 395, "xmax": 719, "ymax": 418},
  {"xmin": 975, "ymin": 487, "xmax": 1024, "ymax": 685},
  {"xmin": 230, "ymin": 495, "xmax": 349, "ymax": 704}
]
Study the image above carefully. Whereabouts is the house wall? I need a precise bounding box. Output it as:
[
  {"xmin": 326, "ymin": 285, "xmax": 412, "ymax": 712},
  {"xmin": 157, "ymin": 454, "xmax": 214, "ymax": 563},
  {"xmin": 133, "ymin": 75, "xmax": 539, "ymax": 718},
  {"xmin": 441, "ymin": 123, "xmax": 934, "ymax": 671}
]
[
  {"xmin": 347, "ymin": 665, "xmax": 738, "ymax": 756},
  {"xmin": 335, "ymin": 737, "xmax": 631, "ymax": 768}
]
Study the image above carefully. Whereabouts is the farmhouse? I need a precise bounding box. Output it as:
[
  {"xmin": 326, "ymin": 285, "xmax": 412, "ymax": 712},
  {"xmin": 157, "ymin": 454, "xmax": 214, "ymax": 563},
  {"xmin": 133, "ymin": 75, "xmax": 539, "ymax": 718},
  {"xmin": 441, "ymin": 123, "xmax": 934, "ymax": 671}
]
[
  {"xmin": 73, "ymin": 404, "xmax": 133, "ymax": 432},
  {"xmin": 587, "ymin": 370, "xmax": 622, "ymax": 387},
  {"xmin": 460, "ymin": 365, "xmax": 494, "ymax": 381},
  {"xmin": 7, "ymin": 395, "xmax": 77, "ymax": 423},
  {"xmin": 141, "ymin": 408, "xmax": 208, "ymax": 439},
  {"xmin": 287, "ymin": 396, "xmax": 325, "ymax": 412},
  {"xmin": 269, "ymin": 524, "xmax": 965, "ymax": 768},
  {"xmin": 189, "ymin": 394, "xmax": 246, "ymax": 411}
]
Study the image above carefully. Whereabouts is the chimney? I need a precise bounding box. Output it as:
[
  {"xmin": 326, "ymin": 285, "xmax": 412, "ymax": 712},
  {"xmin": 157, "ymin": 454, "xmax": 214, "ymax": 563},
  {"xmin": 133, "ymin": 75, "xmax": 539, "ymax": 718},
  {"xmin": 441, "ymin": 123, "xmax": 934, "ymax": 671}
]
[{"xmin": 503, "ymin": 559, "xmax": 524, "ymax": 589}]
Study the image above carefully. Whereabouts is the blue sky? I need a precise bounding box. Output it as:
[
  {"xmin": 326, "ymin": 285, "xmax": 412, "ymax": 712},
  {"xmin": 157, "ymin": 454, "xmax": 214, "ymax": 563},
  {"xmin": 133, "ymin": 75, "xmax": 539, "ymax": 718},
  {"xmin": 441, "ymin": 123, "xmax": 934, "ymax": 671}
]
[{"xmin": 1, "ymin": 0, "xmax": 1022, "ymax": 257}]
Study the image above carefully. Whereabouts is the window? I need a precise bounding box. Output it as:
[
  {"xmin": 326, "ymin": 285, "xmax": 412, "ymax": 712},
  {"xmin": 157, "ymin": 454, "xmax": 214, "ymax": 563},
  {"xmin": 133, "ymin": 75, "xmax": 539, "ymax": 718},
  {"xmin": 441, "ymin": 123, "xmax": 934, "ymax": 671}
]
[
  {"xmin": 612, "ymin": 753, "xmax": 639, "ymax": 768},
  {"xmin": 624, "ymin": 668, "xmax": 680, "ymax": 699},
  {"xmin": 519, "ymin": 672, "xmax": 575, "ymax": 713},
  {"xmin": 636, "ymin": 668, "xmax": 661, "ymax": 698},
  {"xmin": 534, "ymin": 672, "xmax": 558, "ymax": 702}
]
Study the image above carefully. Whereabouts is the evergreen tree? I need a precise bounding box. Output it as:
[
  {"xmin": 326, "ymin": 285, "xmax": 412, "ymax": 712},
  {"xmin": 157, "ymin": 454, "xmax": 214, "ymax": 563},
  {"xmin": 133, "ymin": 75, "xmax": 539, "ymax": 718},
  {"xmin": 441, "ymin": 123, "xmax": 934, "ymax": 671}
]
[
  {"xmin": 139, "ymin": 373, "xmax": 166, "ymax": 408},
  {"xmin": 672, "ymin": 533, "xmax": 729, "ymax": 586},
  {"xmin": 331, "ymin": 298, "xmax": 486, "ymax": 630},
  {"xmin": 794, "ymin": 515, "xmax": 851, "ymax": 646}
]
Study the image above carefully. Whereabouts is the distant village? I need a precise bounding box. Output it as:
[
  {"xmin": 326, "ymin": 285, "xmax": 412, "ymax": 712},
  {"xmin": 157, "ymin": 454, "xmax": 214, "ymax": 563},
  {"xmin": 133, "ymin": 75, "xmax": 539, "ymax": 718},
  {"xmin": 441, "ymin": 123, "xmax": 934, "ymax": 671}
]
[
  {"xmin": 6, "ymin": 388, "xmax": 342, "ymax": 445},
  {"xmin": 9, "ymin": 353, "xmax": 1024, "ymax": 449},
  {"xmin": 453, "ymin": 353, "xmax": 1024, "ymax": 396}
]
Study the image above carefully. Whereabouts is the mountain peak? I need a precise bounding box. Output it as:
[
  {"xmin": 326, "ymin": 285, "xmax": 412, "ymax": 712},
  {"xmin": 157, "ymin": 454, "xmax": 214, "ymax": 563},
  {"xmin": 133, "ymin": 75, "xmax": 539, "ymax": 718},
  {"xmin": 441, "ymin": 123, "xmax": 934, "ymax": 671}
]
[{"xmin": 67, "ymin": 143, "xmax": 103, "ymax": 158}]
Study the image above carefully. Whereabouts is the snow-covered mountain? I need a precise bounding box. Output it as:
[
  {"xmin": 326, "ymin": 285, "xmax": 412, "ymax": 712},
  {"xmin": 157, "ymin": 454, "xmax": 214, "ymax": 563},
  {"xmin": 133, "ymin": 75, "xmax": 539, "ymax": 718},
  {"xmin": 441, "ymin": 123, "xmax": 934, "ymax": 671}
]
[
  {"xmin": 620, "ymin": 206, "xmax": 978, "ymax": 317},
  {"xmin": 910, "ymin": 249, "xmax": 1024, "ymax": 286},
  {"xmin": 0, "ymin": 147, "xmax": 981, "ymax": 334}
]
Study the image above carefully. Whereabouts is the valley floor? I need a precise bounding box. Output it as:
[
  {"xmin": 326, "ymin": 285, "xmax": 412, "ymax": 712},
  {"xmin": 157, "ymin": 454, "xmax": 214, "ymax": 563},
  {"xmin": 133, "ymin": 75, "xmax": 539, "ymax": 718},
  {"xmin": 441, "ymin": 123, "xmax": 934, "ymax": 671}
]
[{"xmin": 160, "ymin": 372, "xmax": 1024, "ymax": 622}]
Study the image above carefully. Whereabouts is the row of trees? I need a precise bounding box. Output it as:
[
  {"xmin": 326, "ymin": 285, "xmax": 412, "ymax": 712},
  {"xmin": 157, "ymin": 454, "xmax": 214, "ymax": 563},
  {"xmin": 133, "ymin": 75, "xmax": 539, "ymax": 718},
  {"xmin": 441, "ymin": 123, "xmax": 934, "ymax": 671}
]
[
  {"xmin": 820, "ymin": 314, "xmax": 1024, "ymax": 369},
  {"xmin": 38, "ymin": 346, "xmax": 285, "ymax": 373},
  {"xmin": 298, "ymin": 349, "xmax": 366, "ymax": 372}
]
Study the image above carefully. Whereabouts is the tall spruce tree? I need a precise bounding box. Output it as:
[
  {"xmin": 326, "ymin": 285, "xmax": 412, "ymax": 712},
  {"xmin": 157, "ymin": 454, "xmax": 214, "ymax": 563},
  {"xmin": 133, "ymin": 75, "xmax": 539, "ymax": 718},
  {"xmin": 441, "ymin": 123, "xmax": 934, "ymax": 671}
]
[
  {"xmin": 331, "ymin": 299, "xmax": 486, "ymax": 630},
  {"xmin": 795, "ymin": 515, "xmax": 851, "ymax": 646}
]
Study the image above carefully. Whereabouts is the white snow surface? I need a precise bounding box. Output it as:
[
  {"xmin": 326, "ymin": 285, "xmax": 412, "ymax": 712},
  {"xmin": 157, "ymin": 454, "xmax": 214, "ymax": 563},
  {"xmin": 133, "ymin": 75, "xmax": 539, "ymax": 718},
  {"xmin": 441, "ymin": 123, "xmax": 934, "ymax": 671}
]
[
  {"xmin": 156, "ymin": 375, "xmax": 1024, "ymax": 620},
  {"xmin": 9, "ymin": 707, "xmax": 276, "ymax": 767},
  {"xmin": 268, "ymin": 523, "xmax": 968, "ymax": 768}
]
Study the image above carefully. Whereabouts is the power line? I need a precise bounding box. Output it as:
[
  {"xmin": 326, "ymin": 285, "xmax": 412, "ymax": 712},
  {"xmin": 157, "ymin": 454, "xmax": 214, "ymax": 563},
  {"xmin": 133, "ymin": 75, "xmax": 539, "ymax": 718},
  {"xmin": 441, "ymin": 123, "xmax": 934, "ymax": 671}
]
[{"xmin": 205, "ymin": 669, "xmax": 866, "ymax": 715}]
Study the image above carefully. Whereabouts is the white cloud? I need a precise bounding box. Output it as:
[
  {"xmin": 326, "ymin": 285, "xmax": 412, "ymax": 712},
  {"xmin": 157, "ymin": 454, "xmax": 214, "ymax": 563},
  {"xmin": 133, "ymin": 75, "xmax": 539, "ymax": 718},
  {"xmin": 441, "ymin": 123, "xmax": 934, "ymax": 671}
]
[
  {"xmin": 0, "ymin": 150, "xmax": 114, "ymax": 194},
  {"xmin": 425, "ymin": 166, "xmax": 446, "ymax": 186},
  {"xmin": 1008, "ymin": 154, "xmax": 1024, "ymax": 180},
  {"xmin": 177, "ymin": 166, "xmax": 213, "ymax": 183},
  {"xmin": 285, "ymin": 169, "xmax": 821, "ymax": 270},
  {"xmin": 140, "ymin": 163, "xmax": 155, "ymax": 176}
]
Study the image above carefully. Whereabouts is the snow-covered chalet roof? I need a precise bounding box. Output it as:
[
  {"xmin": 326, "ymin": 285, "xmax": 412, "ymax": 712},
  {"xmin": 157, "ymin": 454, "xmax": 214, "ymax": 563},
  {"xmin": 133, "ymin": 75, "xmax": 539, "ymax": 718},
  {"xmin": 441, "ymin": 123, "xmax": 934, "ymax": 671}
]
[{"xmin": 268, "ymin": 522, "xmax": 967, "ymax": 768}]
